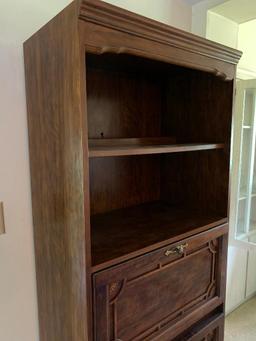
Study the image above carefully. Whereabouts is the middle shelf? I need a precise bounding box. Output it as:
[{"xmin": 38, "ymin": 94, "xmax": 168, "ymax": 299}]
[{"xmin": 89, "ymin": 138, "xmax": 225, "ymax": 158}]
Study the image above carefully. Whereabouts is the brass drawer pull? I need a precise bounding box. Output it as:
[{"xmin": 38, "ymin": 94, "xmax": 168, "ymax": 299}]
[{"xmin": 165, "ymin": 243, "xmax": 188, "ymax": 256}]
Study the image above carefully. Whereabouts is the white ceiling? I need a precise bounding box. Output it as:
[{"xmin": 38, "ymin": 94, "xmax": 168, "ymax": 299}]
[{"xmin": 211, "ymin": 0, "xmax": 256, "ymax": 23}]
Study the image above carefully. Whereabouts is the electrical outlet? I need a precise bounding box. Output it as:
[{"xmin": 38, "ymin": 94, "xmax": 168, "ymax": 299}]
[{"xmin": 0, "ymin": 202, "xmax": 5, "ymax": 235}]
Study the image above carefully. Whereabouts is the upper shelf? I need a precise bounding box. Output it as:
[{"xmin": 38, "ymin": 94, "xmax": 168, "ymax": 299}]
[{"xmin": 88, "ymin": 138, "xmax": 225, "ymax": 158}]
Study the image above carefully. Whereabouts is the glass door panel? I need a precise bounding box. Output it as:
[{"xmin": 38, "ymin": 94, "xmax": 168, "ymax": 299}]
[
  {"xmin": 237, "ymin": 199, "xmax": 248, "ymax": 238},
  {"xmin": 244, "ymin": 90, "xmax": 254, "ymax": 127},
  {"xmin": 252, "ymin": 140, "xmax": 256, "ymax": 196},
  {"xmin": 248, "ymin": 233, "xmax": 256, "ymax": 243},
  {"xmin": 235, "ymin": 84, "xmax": 256, "ymax": 245},
  {"xmin": 249, "ymin": 196, "xmax": 256, "ymax": 232},
  {"xmin": 239, "ymin": 127, "xmax": 252, "ymax": 198}
]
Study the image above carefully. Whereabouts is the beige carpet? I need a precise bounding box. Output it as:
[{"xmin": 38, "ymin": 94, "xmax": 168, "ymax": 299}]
[{"xmin": 225, "ymin": 297, "xmax": 256, "ymax": 340}]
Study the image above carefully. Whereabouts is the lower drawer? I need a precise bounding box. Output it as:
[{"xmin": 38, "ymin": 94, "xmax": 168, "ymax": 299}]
[
  {"xmin": 174, "ymin": 313, "xmax": 224, "ymax": 341},
  {"xmin": 93, "ymin": 224, "xmax": 228, "ymax": 341}
]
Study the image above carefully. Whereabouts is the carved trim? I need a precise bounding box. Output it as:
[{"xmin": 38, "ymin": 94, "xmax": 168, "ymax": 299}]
[
  {"xmin": 133, "ymin": 324, "xmax": 160, "ymax": 341},
  {"xmin": 206, "ymin": 329, "xmax": 216, "ymax": 341},
  {"xmin": 106, "ymin": 241, "xmax": 218, "ymax": 340},
  {"xmin": 85, "ymin": 44, "xmax": 233, "ymax": 81},
  {"xmin": 79, "ymin": 0, "xmax": 242, "ymax": 65},
  {"xmin": 131, "ymin": 293, "xmax": 209, "ymax": 340},
  {"xmin": 206, "ymin": 281, "xmax": 216, "ymax": 299},
  {"xmin": 208, "ymin": 240, "xmax": 218, "ymax": 254},
  {"xmin": 109, "ymin": 280, "xmax": 126, "ymax": 304},
  {"xmin": 109, "ymin": 303, "xmax": 117, "ymax": 340}
]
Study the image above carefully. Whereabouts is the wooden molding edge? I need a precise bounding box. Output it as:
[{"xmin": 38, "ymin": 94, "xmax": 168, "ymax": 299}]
[
  {"xmin": 0, "ymin": 202, "xmax": 5, "ymax": 235},
  {"xmin": 79, "ymin": 0, "xmax": 242, "ymax": 65}
]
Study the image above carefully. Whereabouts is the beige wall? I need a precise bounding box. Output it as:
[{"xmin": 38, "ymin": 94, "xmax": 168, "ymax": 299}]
[
  {"xmin": 0, "ymin": 1, "xmax": 74, "ymax": 340},
  {"xmin": 0, "ymin": 1, "xmax": 192, "ymax": 340},
  {"xmin": 206, "ymin": 11, "xmax": 238, "ymax": 48},
  {"xmin": 203, "ymin": 7, "xmax": 256, "ymax": 313},
  {"xmin": 191, "ymin": 0, "xmax": 229, "ymax": 37},
  {"xmin": 103, "ymin": 0, "xmax": 192, "ymax": 31},
  {"xmin": 237, "ymin": 19, "xmax": 256, "ymax": 78},
  {"xmin": 204, "ymin": 9, "xmax": 256, "ymax": 79}
]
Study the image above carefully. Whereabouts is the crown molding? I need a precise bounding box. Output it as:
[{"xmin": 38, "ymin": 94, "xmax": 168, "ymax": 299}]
[
  {"xmin": 79, "ymin": 0, "xmax": 242, "ymax": 65},
  {"xmin": 237, "ymin": 65, "xmax": 256, "ymax": 80}
]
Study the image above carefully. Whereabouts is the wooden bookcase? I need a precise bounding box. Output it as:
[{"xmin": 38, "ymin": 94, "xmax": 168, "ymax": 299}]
[{"xmin": 24, "ymin": 1, "xmax": 242, "ymax": 340}]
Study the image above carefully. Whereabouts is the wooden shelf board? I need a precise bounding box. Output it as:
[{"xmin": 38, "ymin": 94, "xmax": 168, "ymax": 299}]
[
  {"xmin": 91, "ymin": 200, "xmax": 227, "ymax": 272},
  {"xmin": 89, "ymin": 138, "xmax": 225, "ymax": 158}
]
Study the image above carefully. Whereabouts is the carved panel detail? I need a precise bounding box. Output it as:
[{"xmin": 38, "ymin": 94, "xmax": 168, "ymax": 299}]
[
  {"xmin": 206, "ymin": 328, "xmax": 217, "ymax": 341},
  {"xmin": 104, "ymin": 240, "xmax": 218, "ymax": 340},
  {"xmin": 109, "ymin": 280, "xmax": 126, "ymax": 304}
]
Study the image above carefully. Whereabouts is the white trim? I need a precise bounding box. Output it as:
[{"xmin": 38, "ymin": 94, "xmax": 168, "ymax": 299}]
[
  {"xmin": 237, "ymin": 66, "xmax": 256, "ymax": 80},
  {"xmin": 226, "ymin": 292, "xmax": 256, "ymax": 316}
]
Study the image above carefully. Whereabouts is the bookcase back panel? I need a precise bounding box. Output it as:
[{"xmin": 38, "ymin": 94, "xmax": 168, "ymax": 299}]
[
  {"xmin": 89, "ymin": 151, "xmax": 228, "ymax": 217},
  {"xmin": 161, "ymin": 151, "xmax": 229, "ymax": 217},
  {"xmin": 162, "ymin": 70, "xmax": 234, "ymax": 144},
  {"xmin": 89, "ymin": 156, "xmax": 161, "ymax": 215},
  {"xmin": 87, "ymin": 57, "xmax": 163, "ymax": 139},
  {"xmin": 86, "ymin": 53, "xmax": 233, "ymax": 145}
]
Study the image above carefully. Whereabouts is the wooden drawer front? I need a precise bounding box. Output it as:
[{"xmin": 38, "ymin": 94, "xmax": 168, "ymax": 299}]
[
  {"xmin": 174, "ymin": 313, "xmax": 224, "ymax": 341},
  {"xmin": 93, "ymin": 225, "xmax": 228, "ymax": 341}
]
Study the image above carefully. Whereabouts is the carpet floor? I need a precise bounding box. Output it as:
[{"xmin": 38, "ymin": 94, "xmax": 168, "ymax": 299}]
[{"xmin": 225, "ymin": 297, "xmax": 256, "ymax": 340}]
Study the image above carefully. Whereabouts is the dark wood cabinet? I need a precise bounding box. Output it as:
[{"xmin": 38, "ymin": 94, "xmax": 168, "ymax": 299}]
[
  {"xmin": 173, "ymin": 313, "xmax": 225, "ymax": 341},
  {"xmin": 93, "ymin": 225, "xmax": 227, "ymax": 341},
  {"xmin": 24, "ymin": 1, "xmax": 241, "ymax": 340}
]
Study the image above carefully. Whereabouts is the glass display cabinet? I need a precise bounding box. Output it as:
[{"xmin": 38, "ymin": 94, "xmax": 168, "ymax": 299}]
[{"xmin": 235, "ymin": 81, "xmax": 256, "ymax": 244}]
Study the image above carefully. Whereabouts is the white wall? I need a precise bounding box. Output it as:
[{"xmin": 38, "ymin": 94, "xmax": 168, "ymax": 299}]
[
  {"xmin": 191, "ymin": 0, "xmax": 229, "ymax": 37},
  {"xmin": 0, "ymin": 1, "xmax": 192, "ymax": 340},
  {"xmin": 0, "ymin": 1, "xmax": 76, "ymax": 340},
  {"xmin": 206, "ymin": 11, "xmax": 239, "ymax": 48},
  {"xmin": 192, "ymin": 4, "xmax": 256, "ymax": 313},
  {"xmin": 103, "ymin": 0, "xmax": 192, "ymax": 31},
  {"xmin": 202, "ymin": 4, "xmax": 256, "ymax": 80},
  {"xmin": 237, "ymin": 19, "xmax": 256, "ymax": 79},
  {"xmin": 203, "ymin": 9, "xmax": 256, "ymax": 313},
  {"xmin": 226, "ymin": 246, "xmax": 248, "ymax": 312}
]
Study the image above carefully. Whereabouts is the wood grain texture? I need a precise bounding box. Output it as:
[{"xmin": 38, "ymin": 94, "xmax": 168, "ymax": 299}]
[
  {"xmin": 91, "ymin": 200, "xmax": 228, "ymax": 270},
  {"xmin": 93, "ymin": 228, "xmax": 227, "ymax": 340},
  {"xmin": 82, "ymin": 20, "xmax": 237, "ymax": 81},
  {"xmin": 161, "ymin": 69, "xmax": 234, "ymax": 217},
  {"xmin": 86, "ymin": 57, "xmax": 162, "ymax": 139},
  {"xmin": 0, "ymin": 202, "xmax": 5, "ymax": 235},
  {"xmin": 89, "ymin": 141, "xmax": 224, "ymax": 158},
  {"xmin": 173, "ymin": 313, "xmax": 224, "ymax": 340},
  {"xmin": 24, "ymin": 3, "xmax": 90, "ymax": 341},
  {"xmin": 86, "ymin": 52, "xmax": 232, "ymax": 225},
  {"xmin": 91, "ymin": 215, "xmax": 228, "ymax": 275},
  {"xmin": 89, "ymin": 156, "xmax": 161, "ymax": 215},
  {"xmin": 23, "ymin": 0, "xmax": 242, "ymax": 340},
  {"xmin": 161, "ymin": 151, "xmax": 230, "ymax": 217},
  {"xmin": 79, "ymin": 0, "xmax": 242, "ymax": 69}
]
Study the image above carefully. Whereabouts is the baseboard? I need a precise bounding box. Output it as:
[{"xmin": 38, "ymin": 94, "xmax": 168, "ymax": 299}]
[{"xmin": 226, "ymin": 292, "xmax": 256, "ymax": 316}]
